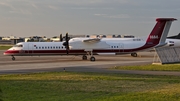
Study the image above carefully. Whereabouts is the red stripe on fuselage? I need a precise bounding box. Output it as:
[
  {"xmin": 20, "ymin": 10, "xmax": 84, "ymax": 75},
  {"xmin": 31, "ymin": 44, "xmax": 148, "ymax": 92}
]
[{"xmin": 4, "ymin": 47, "xmax": 152, "ymax": 56}]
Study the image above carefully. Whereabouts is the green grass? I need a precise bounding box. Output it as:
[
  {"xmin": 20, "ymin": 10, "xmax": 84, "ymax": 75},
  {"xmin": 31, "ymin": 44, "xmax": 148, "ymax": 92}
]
[
  {"xmin": 1, "ymin": 72, "xmax": 180, "ymax": 101},
  {"xmin": 0, "ymin": 89, "xmax": 2, "ymax": 101},
  {"xmin": 0, "ymin": 46, "xmax": 12, "ymax": 50},
  {"xmin": 111, "ymin": 64, "xmax": 180, "ymax": 71}
]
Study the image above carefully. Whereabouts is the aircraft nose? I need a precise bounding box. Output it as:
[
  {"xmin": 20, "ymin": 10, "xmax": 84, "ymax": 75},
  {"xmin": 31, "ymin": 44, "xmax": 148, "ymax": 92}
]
[
  {"xmin": 3, "ymin": 50, "xmax": 8, "ymax": 55},
  {"xmin": 3, "ymin": 50, "xmax": 10, "ymax": 56}
]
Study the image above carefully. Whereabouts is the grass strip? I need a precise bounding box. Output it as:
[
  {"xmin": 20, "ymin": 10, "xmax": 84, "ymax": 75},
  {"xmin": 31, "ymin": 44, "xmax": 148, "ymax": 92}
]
[
  {"xmin": 111, "ymin": 64, "xmax": 180, "ymax": 71},
  {"xmin": 0, "ymin": 46, "xmax": 12, "ymax": 50},
  {"xmin": 0, "ymin": 72, "xmax": 180, "ymax": 101}
]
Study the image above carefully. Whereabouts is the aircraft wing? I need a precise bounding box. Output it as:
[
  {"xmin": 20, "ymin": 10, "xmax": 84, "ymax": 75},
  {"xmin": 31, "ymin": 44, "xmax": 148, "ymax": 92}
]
[{"xmin": 82, "ymin": 38, "xmax": 101, "ymax": 43}]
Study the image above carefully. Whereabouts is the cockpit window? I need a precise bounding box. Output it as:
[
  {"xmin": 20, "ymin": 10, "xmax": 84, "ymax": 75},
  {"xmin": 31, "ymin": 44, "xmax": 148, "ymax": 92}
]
[{"xmin": 13, "ymin": 44, "xmax": 23, "ymax": 47}]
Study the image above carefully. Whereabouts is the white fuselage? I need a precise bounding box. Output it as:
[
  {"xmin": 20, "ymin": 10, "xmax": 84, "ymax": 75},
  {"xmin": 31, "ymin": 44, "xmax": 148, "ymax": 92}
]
[{"xmin": 4, "ymin": 37, "xmax": 180, "ymax": 56}]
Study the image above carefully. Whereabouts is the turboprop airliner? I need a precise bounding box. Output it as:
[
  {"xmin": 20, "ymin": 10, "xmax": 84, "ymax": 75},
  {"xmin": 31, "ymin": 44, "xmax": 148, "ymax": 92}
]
[{"xmin": 3, "ymin": 18, "xmax": 177, "ymax": 61}]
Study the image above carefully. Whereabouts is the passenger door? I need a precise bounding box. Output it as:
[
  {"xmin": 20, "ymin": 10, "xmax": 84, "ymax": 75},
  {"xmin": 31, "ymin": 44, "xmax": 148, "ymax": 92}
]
[
  {"xmin": 119, "ymin": 43, "xmax": 124, "ymax": 52},
  {"xmin": 28, "ymin": 44, "xmax": 33, "ymax": 54}
]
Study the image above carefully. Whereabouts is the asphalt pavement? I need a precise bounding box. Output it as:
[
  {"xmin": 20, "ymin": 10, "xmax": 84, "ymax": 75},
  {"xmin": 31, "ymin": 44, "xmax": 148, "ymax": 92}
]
[{"xmin": 1, "ymin": 50, "xmax": 180, "ymax": 76}]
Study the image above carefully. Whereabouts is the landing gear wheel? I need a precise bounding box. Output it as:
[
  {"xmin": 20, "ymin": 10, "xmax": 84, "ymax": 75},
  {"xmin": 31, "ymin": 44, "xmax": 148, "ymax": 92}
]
[
  {"xmin": 82, "ymin": 55, "xmax": 87, "ymax": 60},
  {"xmin": 90, "ymin": 56, "xmax": 95, "ymax": 62},
  {"xmin": 131, "ymin": 53, "xmax": 137, "ymax": 57},
  {"xmin": 12, "ymin": 57, "xmax": 15, "ymax": 61}
]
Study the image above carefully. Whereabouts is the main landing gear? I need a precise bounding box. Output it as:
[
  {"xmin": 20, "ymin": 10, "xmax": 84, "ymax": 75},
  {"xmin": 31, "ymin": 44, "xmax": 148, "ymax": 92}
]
[
  {"xmin": 11, "ymin": 55, "xmax": 15, "ymax": 61},
  {"xmin": 82, "ymin": 51, "xmax": 96, "ymax": 62},
  {"xmin": 82, "ymin": 55, "xmax": 87, "ymax": 60},
  {"xmin": 131, "ymin": 53, "xmax": 138, "ymax": 57},
  {"xmin": 90, "ymin": 56, "xmax": 95, "ymax": 61},
  {"xmin": 82, "ymin": 55, "xmax": 95, "ymax": 61}
]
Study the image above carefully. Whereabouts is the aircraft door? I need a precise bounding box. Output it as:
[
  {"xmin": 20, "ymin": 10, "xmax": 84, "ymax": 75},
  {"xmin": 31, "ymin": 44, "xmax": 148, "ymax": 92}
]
[
  {"xmin": 119, "ymin": 43, "xmax": 124, "ymax": 52},
  {"xmin": 28, "ymin": 44, "xmax": 33, "ymax": 54}
]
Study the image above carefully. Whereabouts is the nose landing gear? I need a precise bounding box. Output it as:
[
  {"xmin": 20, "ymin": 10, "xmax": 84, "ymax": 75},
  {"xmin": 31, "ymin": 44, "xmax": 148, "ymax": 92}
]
[{"xmin": 11, "ymin": 55, "xmax": 15, "ymax": 61}]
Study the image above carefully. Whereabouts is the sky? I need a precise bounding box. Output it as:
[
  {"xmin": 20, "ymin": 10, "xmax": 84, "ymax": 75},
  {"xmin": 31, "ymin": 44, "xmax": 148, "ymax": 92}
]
[{"xmin": 0, "ymin": 0, "xmax": 180, "ymax": 38}]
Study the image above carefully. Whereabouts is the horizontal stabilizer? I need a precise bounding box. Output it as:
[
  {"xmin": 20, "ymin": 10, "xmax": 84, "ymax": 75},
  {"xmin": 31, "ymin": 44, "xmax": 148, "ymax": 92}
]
[{"xmin": 167, "ymin": 33, "xmax": 180, "ymax": 39}]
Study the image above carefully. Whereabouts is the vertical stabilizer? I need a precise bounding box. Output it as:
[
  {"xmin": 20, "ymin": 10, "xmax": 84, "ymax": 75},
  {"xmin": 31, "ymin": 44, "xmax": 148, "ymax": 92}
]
[{"xmin": 146, "ymin": 18, "xmax": 177, "ymax": 47}]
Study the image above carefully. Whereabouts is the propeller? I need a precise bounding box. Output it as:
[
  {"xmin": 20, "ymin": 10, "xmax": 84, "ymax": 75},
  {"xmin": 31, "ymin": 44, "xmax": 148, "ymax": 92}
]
[
  {"xmin": 62, "ymin": 32, "xmax": 69, "ymax": 54},
  {"xmin": 60, "ymin": 34, "xmax": 63, "ymax": 42}
]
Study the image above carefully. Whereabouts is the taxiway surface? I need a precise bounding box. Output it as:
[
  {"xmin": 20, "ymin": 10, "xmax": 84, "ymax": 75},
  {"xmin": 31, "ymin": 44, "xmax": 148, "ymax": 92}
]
[{"xmin": 1, "ymin": 50, "xmax": 180, "ymax": 76}]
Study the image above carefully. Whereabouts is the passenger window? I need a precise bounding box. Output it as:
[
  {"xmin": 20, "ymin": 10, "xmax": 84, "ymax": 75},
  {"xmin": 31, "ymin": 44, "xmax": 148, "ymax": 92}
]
[{"xmin": 39, "ymin": 47, "xmax": 41, "ymax": 49}]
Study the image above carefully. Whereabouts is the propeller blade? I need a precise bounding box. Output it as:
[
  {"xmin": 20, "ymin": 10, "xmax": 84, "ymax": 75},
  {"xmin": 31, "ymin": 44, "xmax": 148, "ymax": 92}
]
[
  {"xmin": 60, "ymin": 34, "xmax": 63, "ymax": 42},
  {"xmin": 66, "ymin": 33, "xmax": 69, "ymax": 49},
  {"xmin": 65, "ymin": 32, "xmax": 69, "ymax": 54}
]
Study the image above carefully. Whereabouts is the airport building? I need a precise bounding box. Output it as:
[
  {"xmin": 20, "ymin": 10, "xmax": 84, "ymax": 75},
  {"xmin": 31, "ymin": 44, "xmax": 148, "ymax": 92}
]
[
  {"xmin": 25, "ymin": 36, "xmax": 47, "ymax": 42},
  {"xmin": 50, "ymin": 36, "xmax": 60, "ymax": 42},
  {"xmin": 86, "ymin": 34, "xmax": 134, "ymax": 38},
  {"xmin": 0, "ymin": 39, "xmax": 24, "ymax": 45},
  {"xmin": 0, "ymin": 34, "xmax": 135, "ymax": 44},
  {"xmin": 0, "ymin": 36, "xmax": 24, "ymax": 45},
  {"xmin": 51, "ymin": 35, "xmax": 86, "ymax": 42}
]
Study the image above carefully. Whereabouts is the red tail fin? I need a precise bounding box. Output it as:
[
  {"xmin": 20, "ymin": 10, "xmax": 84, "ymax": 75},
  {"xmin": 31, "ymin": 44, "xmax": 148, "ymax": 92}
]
[{"xmin": 146, "ymin": 18, "xmax": 177, "ymax": 47}]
